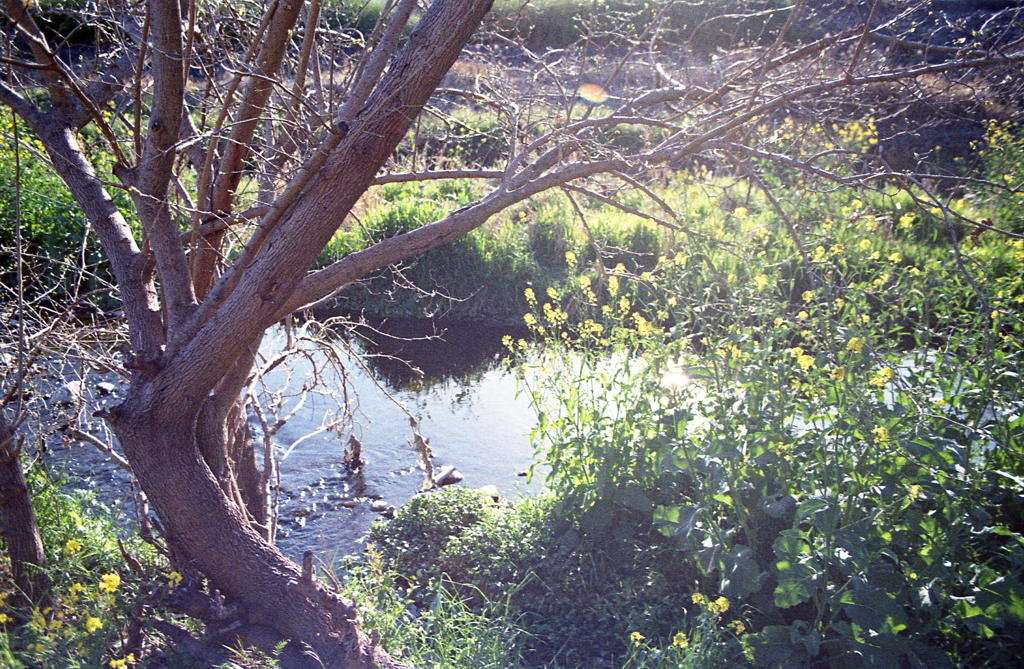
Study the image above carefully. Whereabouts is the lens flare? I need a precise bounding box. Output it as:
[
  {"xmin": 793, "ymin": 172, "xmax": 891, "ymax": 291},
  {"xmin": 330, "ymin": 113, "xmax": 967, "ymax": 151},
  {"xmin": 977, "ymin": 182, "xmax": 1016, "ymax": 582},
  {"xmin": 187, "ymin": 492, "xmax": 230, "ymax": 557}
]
[{"xmin": 577, "ymin": 83, "xmax": 609, "ymax": 105}]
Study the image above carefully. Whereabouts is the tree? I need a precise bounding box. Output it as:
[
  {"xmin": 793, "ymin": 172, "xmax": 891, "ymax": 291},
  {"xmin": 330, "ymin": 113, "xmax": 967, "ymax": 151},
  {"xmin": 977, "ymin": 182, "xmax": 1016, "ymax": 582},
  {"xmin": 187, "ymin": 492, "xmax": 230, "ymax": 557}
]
[{"xmin": 3, "ymin": 0, "xmax": 1024, "ymax": 665}]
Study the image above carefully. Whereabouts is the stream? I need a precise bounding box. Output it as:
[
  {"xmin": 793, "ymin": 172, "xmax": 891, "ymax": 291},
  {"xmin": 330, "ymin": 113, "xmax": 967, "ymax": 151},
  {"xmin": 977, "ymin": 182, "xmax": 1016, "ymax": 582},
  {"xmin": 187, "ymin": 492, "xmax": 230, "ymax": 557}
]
[{"xmin": 250, "ymin": 315, "xmax": 539, "ymax": 558}]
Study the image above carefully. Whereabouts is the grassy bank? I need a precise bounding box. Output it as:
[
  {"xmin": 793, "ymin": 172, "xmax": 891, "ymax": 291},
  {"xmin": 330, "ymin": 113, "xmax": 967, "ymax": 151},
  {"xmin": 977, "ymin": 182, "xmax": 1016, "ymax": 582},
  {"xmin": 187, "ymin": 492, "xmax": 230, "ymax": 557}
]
[{"xmin": 329, "ymin": 118, "xmax": 1024, "ymax": 668}]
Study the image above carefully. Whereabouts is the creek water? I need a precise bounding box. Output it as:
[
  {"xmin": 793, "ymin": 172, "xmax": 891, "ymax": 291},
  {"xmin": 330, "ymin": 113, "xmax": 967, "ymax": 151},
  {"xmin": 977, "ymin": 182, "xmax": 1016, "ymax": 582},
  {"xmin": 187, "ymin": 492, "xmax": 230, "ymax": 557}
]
[{"xmin": 263, "ymin": 316, "xmax": 540, "ymax": 558}]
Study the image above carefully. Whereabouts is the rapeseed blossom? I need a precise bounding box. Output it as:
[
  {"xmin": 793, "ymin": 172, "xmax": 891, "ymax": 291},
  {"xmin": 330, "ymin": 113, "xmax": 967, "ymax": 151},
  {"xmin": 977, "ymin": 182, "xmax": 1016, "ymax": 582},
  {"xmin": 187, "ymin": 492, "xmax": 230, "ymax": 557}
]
[
  {"xmin": 708, "ymin": 596, "xmax": 730, "ymax": 615},
  {"xmin": 869, "ymin": 367, "xmax": 894, "ymax": 387},
  {"xmin": 99, "ymin": 573, "xmax": 120, "ymax": 593}
]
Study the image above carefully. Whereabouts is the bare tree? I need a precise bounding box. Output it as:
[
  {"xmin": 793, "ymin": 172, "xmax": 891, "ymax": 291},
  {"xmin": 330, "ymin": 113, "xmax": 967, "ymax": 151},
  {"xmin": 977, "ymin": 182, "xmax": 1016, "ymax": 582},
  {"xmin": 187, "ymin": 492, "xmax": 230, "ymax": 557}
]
[{"xmin": 3, "ymin": 0, "xmax": 1024, "ymax": 665}]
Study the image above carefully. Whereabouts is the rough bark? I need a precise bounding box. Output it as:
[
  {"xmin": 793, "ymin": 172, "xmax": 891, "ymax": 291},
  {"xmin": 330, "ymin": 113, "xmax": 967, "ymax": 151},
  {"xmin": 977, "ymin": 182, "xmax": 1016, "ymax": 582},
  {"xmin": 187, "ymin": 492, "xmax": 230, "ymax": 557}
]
[{"xmin": 0, "ymin": 414, "xmax": 50, "ymax": 605}]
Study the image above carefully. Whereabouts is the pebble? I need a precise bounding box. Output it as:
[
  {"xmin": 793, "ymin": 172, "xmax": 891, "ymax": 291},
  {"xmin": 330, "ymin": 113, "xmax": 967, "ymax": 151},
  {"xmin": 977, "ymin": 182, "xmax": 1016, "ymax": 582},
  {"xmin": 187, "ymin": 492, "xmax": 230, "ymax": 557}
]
[
  {"xmin": 434, "ymin": 465, "xmax": 464, "ymax": 487},
  {"xmin": 95, "ymin": 382, "xmax": 117, "ymax": 395}
]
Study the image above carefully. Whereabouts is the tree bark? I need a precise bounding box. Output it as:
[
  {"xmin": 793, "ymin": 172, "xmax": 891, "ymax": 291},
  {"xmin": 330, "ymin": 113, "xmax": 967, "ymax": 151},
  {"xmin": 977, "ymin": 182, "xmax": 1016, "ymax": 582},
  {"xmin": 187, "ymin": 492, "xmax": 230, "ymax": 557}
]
[
  {"xmin": 0, "ymin": 414, "xmax": 50, "ymax": 605},
  {"xmin": 108, "ymin": 385, "xmax": 405, "ymax": 668}
]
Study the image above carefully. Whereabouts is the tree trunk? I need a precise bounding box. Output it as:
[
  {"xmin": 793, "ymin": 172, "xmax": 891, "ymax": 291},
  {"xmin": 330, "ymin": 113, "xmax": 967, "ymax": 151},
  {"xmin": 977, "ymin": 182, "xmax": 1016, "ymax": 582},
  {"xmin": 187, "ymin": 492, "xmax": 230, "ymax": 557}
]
[
  {"xmin": 0, "ymin": 414, "xmax": 50, "ymax": 606},
  {"xmin": 109, "ymin": 378, "xmax": 404, "ymax": 668}
]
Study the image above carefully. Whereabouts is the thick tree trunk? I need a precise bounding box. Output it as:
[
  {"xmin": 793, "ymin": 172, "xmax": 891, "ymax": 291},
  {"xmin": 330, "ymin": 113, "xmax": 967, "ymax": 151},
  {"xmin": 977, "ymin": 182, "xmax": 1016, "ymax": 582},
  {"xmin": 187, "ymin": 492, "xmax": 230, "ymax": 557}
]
[
  {"xmin": 109, "ymin": 380, "xmax": 403, "ymax": 668},
  {"xmin": 0, "ymin": 414, "xmax": 50, "ymax": 605}
]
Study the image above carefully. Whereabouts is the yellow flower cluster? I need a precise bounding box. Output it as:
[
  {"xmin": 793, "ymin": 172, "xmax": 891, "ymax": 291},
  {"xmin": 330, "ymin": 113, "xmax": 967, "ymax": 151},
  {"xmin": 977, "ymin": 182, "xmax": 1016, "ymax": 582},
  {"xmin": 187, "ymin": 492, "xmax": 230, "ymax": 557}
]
[
  {"xmin": 834, "ymin": 119, "xmax": 878, "ymax": 149},
  {"xmin": 99, "ymin": 573, "xmax": 121, "ymax": 594},
  {"xmin": 789, "ymin": 347, "xmax": 815, "ymax": 371},
  {"xmin": 869, "ymin": 367, "xmax": 894, "ymax": 388},
  {"xmin": 707, "ymin": 596, "xmax": 730, "ymax": 615}
]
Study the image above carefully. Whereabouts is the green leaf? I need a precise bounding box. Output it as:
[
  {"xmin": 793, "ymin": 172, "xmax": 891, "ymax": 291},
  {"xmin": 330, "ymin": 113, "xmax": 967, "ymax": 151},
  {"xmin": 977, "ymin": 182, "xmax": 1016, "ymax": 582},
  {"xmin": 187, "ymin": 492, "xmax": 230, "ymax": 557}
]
[
  {"xmin": 721, "ymin": 544, "xmax": 764, "ymax": 600},
  {"xmin": 842, "ymin": 580, "xmax": 908, "ymax": 635},
  {"xmin": 775, "ymin": 560, "xmax": 818, "ymax": 608}
]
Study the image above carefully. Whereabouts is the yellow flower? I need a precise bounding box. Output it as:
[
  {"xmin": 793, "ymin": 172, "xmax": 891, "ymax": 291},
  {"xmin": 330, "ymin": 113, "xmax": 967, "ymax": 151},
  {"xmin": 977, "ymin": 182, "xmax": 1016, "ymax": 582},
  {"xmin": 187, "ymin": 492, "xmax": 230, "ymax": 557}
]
[
  {"xmin": 846, "ymin": 337, "xmax": 864, "ymax": 353},
  {"xmin": 802, "ymin": 290, "xmax": 813, "ymax": 303},
  {"xmin": 797, "ymin": 354, "xmax": 815, "ymax": 371},
  {"xmin": 908, "ymin": 484, "xmax": 923, "ymax": 500},
  {"xmin": 859, "ymin": 239, "xmax": 872, "ymax": 250},
  {"xmin": 167, "ymin": 571, "xmax": 183, "ymax": 587},
  {"xmin": 871, "ymin": 426, "xmax": 889, "ymax": 443},
  {"xmin": 898, "ymin": 213, "xmax": 915, "ymax": 229},
  {"xmin": 733, "ymin": 206, "xmax": 748, "ymax": 219},
  {"xmin": 85, "ymin": 617, "xmax": 103, "ymax": 632},
  {"xmin": 753, "ymin": 274, "xmax": 769, "ymax": 290},
  {"xmin": 797, "ymin": 310, "xmax": 809, "ymax": 320},
  {"xmin": 691, "ymin": 592, "xmax": 706, "ymax": 605},
  {"xmin": 565, "ymin": 251, "xmax": 577, "ymax": 266},
  {"xmin": 546, "ymin": 286, "xmax": 558, "ymax": 300},
  {"xmin": 523, "ymin": 313, "xmax": 537, "ymax": 327},
  {"xmin": 709, "ymin": 596, "xmax": 730, "ymax": 615},
  {"xmin": 888, "ymin": 252, "xmax": 902, "ymax": 264},
  {"xmin": 869, "ymin": 367, "xmax": 894, "ymax": 388},
  {"xmin": 109, "ymin": 655, "xmax": 135, "ymax": 669},
  {"xmin": 672, "ymin": 631, "xmax": 690, "ymax": 648},
  {"xmin": 0, "ymin": 613, "xmax": 10, "ymax": 624},
  {"xmin": 830, "ymin": 366, "xmax": 845, "ymax": 381},
  {"xmin": 65, "ymin": 539, "xmax": 82, "ymax": 554},
  {"xmin": 630, "ymin": 631, "xmax": 645, "ymax": 646},
  {"xmin": 99, "ymin": 573, "xmax": 121, "ymax": 594},
  {"xmin": 524, "ymin": 288, "xmax": 536, "ymax": 303},
  {"xmin": 728, "ymin": 620, "xmax": 746, "ymax": 634}
]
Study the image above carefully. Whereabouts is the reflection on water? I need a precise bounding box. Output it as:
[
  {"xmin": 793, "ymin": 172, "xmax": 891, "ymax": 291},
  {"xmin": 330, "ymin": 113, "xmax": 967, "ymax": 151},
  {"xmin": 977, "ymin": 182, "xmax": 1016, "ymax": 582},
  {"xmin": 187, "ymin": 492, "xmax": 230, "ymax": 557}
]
[
  {"xmin": 349, "ymin": 316, "xmax": 518, "ymax": 392},
  {"xmin": 264, "ymin": 314, "xmax": 538, "ymax": 559}
]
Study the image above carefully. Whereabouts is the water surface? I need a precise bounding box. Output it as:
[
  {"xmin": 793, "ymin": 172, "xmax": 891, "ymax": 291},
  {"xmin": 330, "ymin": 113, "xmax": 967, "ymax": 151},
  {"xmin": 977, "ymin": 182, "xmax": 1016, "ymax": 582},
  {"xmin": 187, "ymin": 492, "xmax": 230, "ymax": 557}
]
[{"xmin": 263, "ymin": 316, "xmax": 539, "ymax": 558}]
